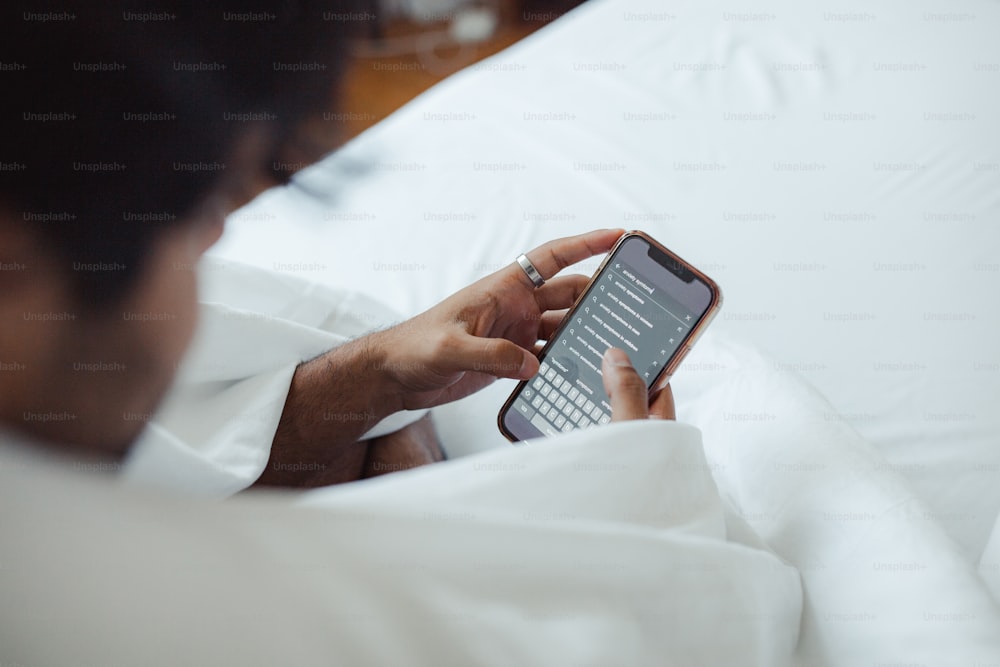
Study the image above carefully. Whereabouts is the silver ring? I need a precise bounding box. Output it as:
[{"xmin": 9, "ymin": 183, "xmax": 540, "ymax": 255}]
[{"xmin": 516, "ymin": 253, "xmax": 545, "ymax": 288}]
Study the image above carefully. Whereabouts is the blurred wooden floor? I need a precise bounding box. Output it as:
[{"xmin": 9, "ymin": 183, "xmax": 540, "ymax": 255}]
[
  {"xmin": 285, "ymin": 1, "xmax": 583, "ymax": 172},
  {"xmin": 339, "ymin": 20, "xmax": 542, "ymax": 139}
]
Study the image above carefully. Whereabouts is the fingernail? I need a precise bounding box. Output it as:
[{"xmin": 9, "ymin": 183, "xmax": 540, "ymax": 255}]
[
  {"xmin": 603, "ymin": 348, "xmax": 632, "ymax": 368},
  {"xmin": 520, "ymin": 355, "xmax": 539, "ymax": 378}
]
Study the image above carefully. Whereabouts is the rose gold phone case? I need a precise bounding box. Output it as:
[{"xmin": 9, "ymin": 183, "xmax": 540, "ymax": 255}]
[
  {"xmin": 497, "ymin": 230, "xmax": 723, "ymax": 441},
  {"xmin": 637, "ymin": 231, "xmax": 723, "ymax": 395}
]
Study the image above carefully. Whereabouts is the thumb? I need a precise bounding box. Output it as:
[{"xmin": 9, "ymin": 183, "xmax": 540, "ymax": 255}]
[
  {"xmin": 451, "ymin": 334, "xmax": 539, "ymax": 380},
  {"xmin": 602, "ymin": 348, "xmax": 648, "ymax": 422}
]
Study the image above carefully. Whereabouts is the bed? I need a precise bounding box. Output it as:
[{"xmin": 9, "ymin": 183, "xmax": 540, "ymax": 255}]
[{"xmin": 208, "ymin": 0, "xmax": 1000, "ymax": 661}]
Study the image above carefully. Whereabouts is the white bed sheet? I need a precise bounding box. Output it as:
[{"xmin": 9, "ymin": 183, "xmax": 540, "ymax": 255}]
[
  {"xmin": 2, "ymin": 420, "xmax": 807, "ymax": 666},
  {"xmin": 211, "ymin": 0, "xmax": 1000, "ymax": 565},
  {"xmin": 292, "ymin": 327, "xmax": 1000, "ymax": 665},
  {"xmin": 8, "ymin": 299, "xmax": 1000, "ymax": 665}
]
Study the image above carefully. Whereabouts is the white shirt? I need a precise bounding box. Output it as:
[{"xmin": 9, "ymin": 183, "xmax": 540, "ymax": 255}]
[{"xmin": 123, "ymin": 258, "xmax": 428, "ymax": 496}]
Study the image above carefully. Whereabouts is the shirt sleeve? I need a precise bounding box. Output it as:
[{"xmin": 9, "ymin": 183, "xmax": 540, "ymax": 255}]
[{"xmin": 121, "ymin": 257, "xmax": 428, "ymax": 496}]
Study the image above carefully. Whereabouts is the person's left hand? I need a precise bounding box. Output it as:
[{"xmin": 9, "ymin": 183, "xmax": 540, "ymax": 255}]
[
  {"xmin": 375, "ymin": 229, "xmax": 624, "ymax": 411},
  {"xmin": 601, "ymin": 347, "xmax": 676, "ymax": 421}
]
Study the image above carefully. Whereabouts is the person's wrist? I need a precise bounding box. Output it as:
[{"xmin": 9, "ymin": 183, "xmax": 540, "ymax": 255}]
[{"xmin": 361, "ymin": 326, "xmax": 407, "ymax": 415}]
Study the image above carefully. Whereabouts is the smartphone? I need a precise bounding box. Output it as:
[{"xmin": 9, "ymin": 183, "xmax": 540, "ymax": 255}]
[{"xmin": 498, "ymin": 230, "xmax": 722, "ymax": 441}]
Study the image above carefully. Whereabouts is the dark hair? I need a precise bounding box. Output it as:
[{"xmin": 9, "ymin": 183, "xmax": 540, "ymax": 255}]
[{"xmin": 1, "ymin": 1, "xmax": 357, "ymax": 307}]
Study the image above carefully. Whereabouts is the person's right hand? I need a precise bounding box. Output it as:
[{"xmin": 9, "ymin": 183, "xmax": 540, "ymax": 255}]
[
  {"xmin": 601, "ymin": 348, "xmax": 675, "ymax": 421},
  {"xmin": 375, "ymin": 229, "xmax": 624, "ymax": 412}
]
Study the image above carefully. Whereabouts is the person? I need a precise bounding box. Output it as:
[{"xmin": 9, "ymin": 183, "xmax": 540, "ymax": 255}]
[
  {"xmin": 0, "ymin": 4, "xmax": 808, "ymax": 664},
  {"xmin": 0, "ymin": 1, "xmax": 673, "ymax": 488}
]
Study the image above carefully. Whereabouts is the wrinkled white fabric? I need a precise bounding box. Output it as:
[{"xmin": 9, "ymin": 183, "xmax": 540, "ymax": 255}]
[
  {"xmin": 0, "ymin": 421, "xmax": 802, "ymax": 667},
  {"xmin": 677, "ymin": 332, "xmax": 1000, "ymax": 663},
  {"xmin": 123, "ymin": 258, "xmax": 428, "ymax": 497},
  {"xmin": 3, "ymin": 326, "xmax": 998, "ymax": 664},
  {"xmin": 982, "ymin": 516, "xmax": 1000, "ymax": 604}
]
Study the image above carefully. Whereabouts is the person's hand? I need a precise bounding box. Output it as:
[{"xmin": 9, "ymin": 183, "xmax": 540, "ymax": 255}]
[
  {"xmin": 601, "ymin": 347, "xmax": 675, "ymax": 421},
  {"xmin": 376, "ymin": 229, "xmax": 624, "ymax": 411}
]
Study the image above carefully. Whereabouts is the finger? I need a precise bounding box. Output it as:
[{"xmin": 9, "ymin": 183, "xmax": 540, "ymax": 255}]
[
  {"xmin": 648, "ymin": 384, "xmax": 676, "ymax": 420},
  {"xmin": 446, "ymin": 333, "xmax": 539, "ymax": 380},
  {"xmin": 533, "ymin": 274, "xmax": 590, "ymax": 312},
  {"xmin": 509, "ymin": 229, "xmax": 624, "ymax": 287},
  {"xmin": 532, "ymin": 341, "xmax": 545, "ymax": 356},
  {"xmin": 602, "ymin": 347, "xmax": 648, "ymax": 422},
  {"xmin": 538, "ymin": 310, "xmax": 567, "ymax": 341}
]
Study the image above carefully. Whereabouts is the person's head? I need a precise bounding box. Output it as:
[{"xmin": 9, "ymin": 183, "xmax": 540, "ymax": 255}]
[{"xmin": 0, "ymin": 1, "xmax": 356, "ymax": 457}]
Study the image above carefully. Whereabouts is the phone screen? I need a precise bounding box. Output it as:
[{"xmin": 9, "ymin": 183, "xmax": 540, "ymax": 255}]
[{"xmin": 499, "ymin": 232, "xmax": 720, "ymax": 441}]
